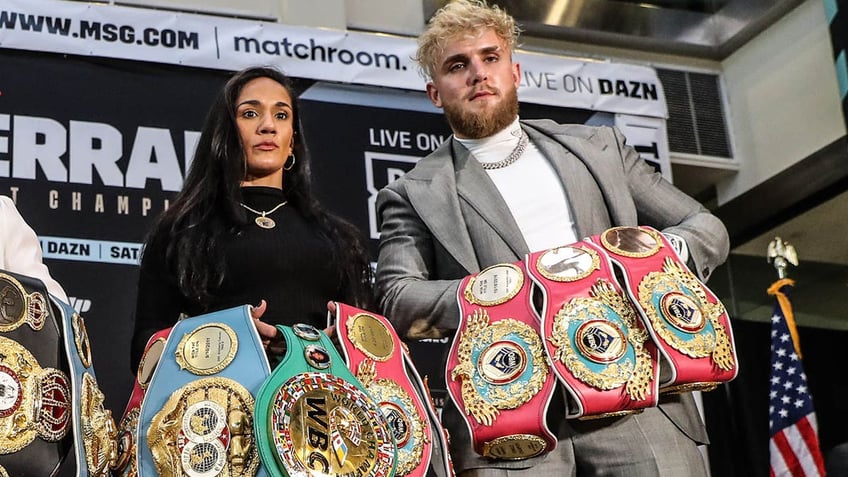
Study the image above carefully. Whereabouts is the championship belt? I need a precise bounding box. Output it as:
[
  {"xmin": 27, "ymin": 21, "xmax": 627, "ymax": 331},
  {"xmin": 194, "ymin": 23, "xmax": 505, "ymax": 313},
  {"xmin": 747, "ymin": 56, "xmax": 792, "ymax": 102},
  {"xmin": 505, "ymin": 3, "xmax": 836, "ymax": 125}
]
[
  {"xmin": 449, "ymin": 262, "xmax": 557, "ymax": 460},
  {"xmin": 113, "ymin": 326, "xmax": 173, "ymax": 477},
  {"xmin": 525, "ymin": 241, "xmax": 660, "ymax": 419},
  {"xmin": 54, "ymin": 297, "xmax": 120, "ymax": 477},
  {"xmin": 0, "ymin": 270, "xmax": 72, "ymax": 477},
  {"xmin": 587, "ymin": 226, "xmax": 738, "ymax": 392},
  {"xmin": 254, "ymin": 323, "xmax": 397, "ymax": 477},
  {"xmin": 334, "ymin": 302, "xmax": 454, "ymax": 477},
  {"xmin": 136, "ymin": 305, "xmax": 271, "ymax": 477}
]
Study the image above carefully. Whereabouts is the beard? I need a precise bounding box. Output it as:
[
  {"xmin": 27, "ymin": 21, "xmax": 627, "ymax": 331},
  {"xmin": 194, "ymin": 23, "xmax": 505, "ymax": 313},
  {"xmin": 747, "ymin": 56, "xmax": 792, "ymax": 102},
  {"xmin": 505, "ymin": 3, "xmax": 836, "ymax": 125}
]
[{"xmin": 443, "ymin": 86, "xmax": 519, "ymax": 139}]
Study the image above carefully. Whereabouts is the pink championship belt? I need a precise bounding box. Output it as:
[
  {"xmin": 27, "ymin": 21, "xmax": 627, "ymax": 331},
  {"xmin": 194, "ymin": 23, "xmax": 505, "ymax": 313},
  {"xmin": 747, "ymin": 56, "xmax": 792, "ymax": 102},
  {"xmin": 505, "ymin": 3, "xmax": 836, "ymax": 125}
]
[
  {"xmin": 448, "ymin": 262, "xmax": 556, "ymax": 461},
  {"xmin": 112, "ymin": 326, "xmax": 172, "ymax": 477},
  {"xmin": 587, "ymin": 226, "xmax": 738, "ymax": 392},
  {"xmin": 526, "ymin": 241, "xmax": 660, "ymax": 419},
  {"xmin": 334, "ymin": 302, "xmax": 454, "ymax": 477}
]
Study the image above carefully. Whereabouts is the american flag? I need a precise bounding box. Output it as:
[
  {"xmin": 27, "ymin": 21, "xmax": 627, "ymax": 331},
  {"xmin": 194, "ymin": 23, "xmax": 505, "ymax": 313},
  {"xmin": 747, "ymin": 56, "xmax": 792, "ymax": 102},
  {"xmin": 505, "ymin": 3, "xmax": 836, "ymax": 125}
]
[{"xmin": 768, "ymin": 278, "xmax": 825, "ymax": 476}]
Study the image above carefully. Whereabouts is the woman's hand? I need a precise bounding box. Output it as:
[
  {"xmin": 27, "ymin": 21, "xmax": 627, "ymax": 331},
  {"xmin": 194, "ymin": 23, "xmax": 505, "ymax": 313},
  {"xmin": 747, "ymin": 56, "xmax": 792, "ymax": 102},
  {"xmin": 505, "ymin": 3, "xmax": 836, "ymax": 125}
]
[
  {"xmin": 251, "ymin": 300, "xmax": 287, "ymax": 357},
  {"xmin": 250, "ymin": 300, "xmax": 277, "ymax": 348}
]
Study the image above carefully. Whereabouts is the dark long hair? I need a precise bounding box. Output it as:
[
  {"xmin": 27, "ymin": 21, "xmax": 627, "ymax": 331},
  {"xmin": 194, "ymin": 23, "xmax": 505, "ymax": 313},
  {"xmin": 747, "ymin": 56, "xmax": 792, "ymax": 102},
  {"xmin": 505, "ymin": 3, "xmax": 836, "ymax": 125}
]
[{"xmin": 144, "ymin": 66, "xmax": 373, "ymax": 309}]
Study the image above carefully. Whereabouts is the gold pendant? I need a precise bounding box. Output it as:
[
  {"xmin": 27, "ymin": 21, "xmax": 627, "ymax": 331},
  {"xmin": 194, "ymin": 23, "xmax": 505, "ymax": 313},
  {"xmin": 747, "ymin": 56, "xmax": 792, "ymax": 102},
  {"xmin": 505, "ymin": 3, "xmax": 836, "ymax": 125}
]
[{"xmin": 254, "ymin": 216, "xmax": 275, "ymax": 229}]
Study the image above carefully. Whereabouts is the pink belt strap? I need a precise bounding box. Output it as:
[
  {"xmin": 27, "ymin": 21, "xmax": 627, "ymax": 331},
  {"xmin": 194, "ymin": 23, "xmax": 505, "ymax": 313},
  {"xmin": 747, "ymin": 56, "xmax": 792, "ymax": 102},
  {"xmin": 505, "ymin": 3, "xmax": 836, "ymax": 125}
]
[
  {"xmin": 526, "ymin": 240, "xmax": 660, "ymax": 419},
  {"xmin": 449, "ymin": 261, "xmax": 557, "ymax": 461},
  {"xmin": 334, "ymin": 302, "xmax": 454, "ymax": 477},
  {"xmin": 113, "ymin": 326, "xmax": 172, "ymax": 477},
  {"xmin": 587, "ymin": 226, "xmax": 738, "ymax": 393}
]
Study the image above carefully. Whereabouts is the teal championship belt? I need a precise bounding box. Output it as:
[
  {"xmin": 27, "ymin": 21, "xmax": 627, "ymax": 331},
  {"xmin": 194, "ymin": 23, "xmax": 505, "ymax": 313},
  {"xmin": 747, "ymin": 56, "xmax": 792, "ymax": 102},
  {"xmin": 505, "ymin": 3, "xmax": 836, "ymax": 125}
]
[
  {"xmin": 526, "ymin": 241, "xmax": 660, "ymax": 419},
  {"xmin": 0, "ymin": 269, "xmax": 118, "ymax": 477},
  {"xmin": 334, "ymin": 302, "xmax": 454, "ymax": 477},
  {"xmin": 588, "ymin": 226, "xmax": 738, "ymax": 392},
  {"xmin": 449, "ymin": 262, "xmax": 557, "ymax": 461},
  {"xmin": 254, "ymin": 323, "xmax": 397, "ymax": 477},
  {"xmin": 136, "ymin": 305, "xmax": 271, "ymax": 477}
]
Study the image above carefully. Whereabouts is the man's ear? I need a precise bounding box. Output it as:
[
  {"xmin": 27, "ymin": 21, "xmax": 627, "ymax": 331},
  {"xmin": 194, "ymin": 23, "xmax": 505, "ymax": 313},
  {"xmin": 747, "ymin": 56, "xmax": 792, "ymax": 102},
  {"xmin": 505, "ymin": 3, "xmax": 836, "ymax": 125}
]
[
  {"xmin": 512, "ymin": 61, "xmax": 521, "ymax": 89},
  {"xmin": 426, "ymin": 82, "xmax": 442, "ymax": 108}
]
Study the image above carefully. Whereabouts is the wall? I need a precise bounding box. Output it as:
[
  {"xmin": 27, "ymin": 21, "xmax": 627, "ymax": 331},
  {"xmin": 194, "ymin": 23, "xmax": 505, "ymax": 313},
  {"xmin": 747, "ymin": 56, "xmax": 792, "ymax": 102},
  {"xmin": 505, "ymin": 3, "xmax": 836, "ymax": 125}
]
[{"xmin": 718, "ymin": 0, "xmax": 846, "ymax": 204}]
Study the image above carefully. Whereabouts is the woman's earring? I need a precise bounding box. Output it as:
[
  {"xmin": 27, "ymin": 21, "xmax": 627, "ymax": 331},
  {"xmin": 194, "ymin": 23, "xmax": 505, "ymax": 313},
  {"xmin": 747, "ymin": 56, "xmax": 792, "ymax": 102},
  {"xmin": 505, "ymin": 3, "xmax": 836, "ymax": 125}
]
[{"xmin": 284, "ymin": 154, "xmax": 296, "ymax": 171}]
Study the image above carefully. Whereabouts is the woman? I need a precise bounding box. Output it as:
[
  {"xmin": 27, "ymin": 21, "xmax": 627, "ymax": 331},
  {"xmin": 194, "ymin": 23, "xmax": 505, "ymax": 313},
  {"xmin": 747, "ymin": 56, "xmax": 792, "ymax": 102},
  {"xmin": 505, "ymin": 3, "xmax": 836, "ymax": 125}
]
[{"xmin": 130, "ymin": 66, "xmax": 373, "ymax": 370}]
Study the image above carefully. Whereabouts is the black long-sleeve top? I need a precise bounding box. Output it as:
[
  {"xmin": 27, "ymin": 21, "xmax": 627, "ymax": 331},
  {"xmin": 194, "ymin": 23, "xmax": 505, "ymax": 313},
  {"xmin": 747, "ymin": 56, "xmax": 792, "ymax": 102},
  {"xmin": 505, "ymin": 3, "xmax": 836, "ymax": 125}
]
[{"xmin": 130, "ymin": 186, "xmax": 344, "ymax": 370}]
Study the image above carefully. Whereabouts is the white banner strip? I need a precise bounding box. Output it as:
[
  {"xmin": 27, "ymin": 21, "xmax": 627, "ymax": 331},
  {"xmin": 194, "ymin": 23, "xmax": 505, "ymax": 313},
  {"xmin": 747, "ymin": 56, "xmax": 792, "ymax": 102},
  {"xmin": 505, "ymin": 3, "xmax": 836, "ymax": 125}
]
[
  {"xmin": 0, "ymin": 0, "xmax": 666, "ymax": 117},
  {"xmin": 39, "ymin": 235, "xmax": 142, "ymax": 265}
]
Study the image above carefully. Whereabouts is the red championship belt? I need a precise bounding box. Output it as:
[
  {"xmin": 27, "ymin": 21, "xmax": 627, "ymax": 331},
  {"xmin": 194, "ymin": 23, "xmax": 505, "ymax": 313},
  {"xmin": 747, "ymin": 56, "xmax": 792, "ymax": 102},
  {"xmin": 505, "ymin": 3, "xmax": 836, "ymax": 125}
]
[
  {"xmin": 112, "ymin": 326, "xmax": 172, "ymax": 477},
  {"xmin": 587, "ymin": 226, "xmax": 738, "ymax": 393},
  {"xmin": 449, "ymin": 262, "xmax": 557, "ymax": 461},
  {"xmin": 526, "ymin": 241, "xmax": 660, "ymax": 419},
  {"xmin": 334, "ymin": 302, "xmax": 454, "ymax": 477}
]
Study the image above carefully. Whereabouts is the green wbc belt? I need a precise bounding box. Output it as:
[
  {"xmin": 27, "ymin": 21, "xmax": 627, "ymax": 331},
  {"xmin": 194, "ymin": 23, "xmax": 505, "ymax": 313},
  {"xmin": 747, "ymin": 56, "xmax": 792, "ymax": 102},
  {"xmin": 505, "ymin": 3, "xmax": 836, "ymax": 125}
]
[{"xmin": 254, "ymin": 323, "xmax": 397, "ymax": 477}]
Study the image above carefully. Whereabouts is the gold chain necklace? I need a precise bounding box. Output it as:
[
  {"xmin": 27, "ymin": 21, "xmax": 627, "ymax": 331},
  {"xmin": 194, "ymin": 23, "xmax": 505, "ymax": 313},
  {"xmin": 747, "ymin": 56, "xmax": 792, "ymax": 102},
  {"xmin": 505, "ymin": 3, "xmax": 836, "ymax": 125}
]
[{"xmin": 240, "ymin": 201, "xmax": 287, "ymax": 229}]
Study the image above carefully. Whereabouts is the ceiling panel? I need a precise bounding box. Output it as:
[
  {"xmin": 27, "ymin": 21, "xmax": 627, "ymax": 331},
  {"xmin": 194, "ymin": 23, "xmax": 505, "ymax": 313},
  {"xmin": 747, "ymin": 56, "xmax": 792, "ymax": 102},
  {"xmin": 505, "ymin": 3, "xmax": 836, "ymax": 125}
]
[{"xmin": 426, "ymin": 0, "xmax": 804, "ymax": 59}]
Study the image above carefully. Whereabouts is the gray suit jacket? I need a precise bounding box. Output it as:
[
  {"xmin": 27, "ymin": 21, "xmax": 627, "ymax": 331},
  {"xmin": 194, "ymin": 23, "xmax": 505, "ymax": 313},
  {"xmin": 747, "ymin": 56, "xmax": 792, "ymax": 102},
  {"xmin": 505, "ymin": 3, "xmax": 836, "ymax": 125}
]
[{"xmin": 374, "ymin": 119, "xmax": 729, "ymax": 469}]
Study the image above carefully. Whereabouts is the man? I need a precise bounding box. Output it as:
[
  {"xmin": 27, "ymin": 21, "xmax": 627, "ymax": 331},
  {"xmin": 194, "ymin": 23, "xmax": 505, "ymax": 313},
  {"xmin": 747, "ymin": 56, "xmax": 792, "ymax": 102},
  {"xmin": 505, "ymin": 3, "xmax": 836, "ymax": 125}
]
[
  {"xmin": 375, "ymin": 0, "xmax": 729, "ymax": 475},
  {"xmin": 0, "ymin": 195, "xmax": 68, "ymax": 301}
]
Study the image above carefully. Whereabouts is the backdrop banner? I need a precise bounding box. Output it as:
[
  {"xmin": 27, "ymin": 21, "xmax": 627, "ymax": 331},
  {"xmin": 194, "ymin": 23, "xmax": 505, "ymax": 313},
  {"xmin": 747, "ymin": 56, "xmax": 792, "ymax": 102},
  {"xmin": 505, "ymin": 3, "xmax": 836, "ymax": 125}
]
[
  {"xmin": 0, "ymin": 49, "xmax": 669, "ymax": 414},
  {"xmin": 0, "ymin": 0, "xmax": 668, "ymax": 118}
]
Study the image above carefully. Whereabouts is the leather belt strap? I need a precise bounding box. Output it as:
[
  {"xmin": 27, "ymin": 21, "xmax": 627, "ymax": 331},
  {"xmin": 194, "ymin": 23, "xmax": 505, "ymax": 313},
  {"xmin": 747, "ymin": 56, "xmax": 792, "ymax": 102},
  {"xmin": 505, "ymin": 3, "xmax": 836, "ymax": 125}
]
[
  {"xmin": 254, "ymin": 323, "xmax": 396, "ymax": 477},
  {"xmin": 0, "ymin": 270, "xmax": 70, "ymax": 477},
  {"xmin": 334, "ymin": 302, "xmax": 454, "ymax": 477},
  {"xmin": 136, "ymin": 305, "xmax": 271, "ymax": 477},
  {"xmin": 450, "ymin": 261, "xmax": 556, "ymax": 461},
  {"xmin": 526, "ymin": 240, "xmax": 660, "ymax": 419},
  {"xmin": 587, "ymin": 226, "xmax": 738, "ymax": 392},
  {"xmin": 0, "ymin": 269, "xmax": 117, "ymax": 477},
  {"xmin": 113, "ymin": 326, "xmax": 172, "ymax": 477}
]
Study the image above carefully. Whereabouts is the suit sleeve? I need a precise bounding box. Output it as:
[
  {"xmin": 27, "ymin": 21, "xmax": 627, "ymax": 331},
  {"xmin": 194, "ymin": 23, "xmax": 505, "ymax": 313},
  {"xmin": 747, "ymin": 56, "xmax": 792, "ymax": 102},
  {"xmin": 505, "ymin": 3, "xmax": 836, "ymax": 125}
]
[
  {"xmin": 374, "ymin": 184, "xmax": 461, "ymax": 340},
  {"xmin": 611, "ymin": 126, "xmax": 729, "ymax": 281},
  {"xmin": 0, "ymin": 196, "xmax": 69, "ymax": 302}
]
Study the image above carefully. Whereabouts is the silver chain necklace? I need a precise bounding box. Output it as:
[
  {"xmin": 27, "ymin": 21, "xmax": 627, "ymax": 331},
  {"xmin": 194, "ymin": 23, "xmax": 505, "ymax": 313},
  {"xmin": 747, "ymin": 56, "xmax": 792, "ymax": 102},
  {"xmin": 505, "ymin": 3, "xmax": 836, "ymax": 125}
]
[
  {"xmin": 480, "ymin": 130, "xmax": 528, "ymax": 170},
  {"xmin": 240, "ymin": 201, "xmax": 287, "ymax": 229}
]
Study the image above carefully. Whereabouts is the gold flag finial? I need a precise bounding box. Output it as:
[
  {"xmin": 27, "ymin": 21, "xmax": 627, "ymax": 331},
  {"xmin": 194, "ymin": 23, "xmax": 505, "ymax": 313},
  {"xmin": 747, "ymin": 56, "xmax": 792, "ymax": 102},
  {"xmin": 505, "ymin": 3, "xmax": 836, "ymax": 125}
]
[{"xmin": 766, "ymin": 237, "xmax": 798, "ymax": 279}]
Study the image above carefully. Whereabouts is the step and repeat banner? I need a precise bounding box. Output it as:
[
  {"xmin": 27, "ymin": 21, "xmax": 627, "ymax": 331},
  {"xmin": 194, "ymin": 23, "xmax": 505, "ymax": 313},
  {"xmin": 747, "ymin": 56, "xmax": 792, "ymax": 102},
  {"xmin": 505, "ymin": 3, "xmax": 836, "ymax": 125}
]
[{"xmin": 0, "ymin": 0, "xmax": 671, "ymax": 414}]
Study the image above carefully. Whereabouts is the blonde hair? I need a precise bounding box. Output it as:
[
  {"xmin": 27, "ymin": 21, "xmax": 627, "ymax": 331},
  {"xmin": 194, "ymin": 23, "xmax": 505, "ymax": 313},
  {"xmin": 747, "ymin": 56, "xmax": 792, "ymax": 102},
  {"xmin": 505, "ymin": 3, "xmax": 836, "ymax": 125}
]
[{"xmin": 415, "ymin": 0, "xmax": 521, "ymax": 79}]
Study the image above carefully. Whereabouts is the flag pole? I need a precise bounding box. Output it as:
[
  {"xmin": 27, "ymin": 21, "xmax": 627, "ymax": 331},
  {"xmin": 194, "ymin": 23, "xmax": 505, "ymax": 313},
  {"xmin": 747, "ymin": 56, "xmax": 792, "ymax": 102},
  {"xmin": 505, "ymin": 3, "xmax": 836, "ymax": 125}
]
[
  {"xmin": 767, "ymin": 236, "xmax": 798, "ymax": 280},
  {"xmin": 766, "ymin": 237, "xmax": 802, "ymax": 357},
  {"xmin": 766, "ymin": 237, "xmax": 826, "ymax": 476}
]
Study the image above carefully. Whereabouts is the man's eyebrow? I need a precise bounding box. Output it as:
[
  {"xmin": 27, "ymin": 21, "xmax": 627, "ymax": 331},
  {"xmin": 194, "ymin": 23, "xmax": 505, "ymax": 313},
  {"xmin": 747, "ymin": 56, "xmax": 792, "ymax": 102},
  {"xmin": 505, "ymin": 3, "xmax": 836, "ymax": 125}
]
[
  {"xmin": 442, "ymin": 52, "xmax": 469, "ymax": 67},
  {"xmin": 441, "ymin": 45, "xmax": 502, "ymax": 68}
]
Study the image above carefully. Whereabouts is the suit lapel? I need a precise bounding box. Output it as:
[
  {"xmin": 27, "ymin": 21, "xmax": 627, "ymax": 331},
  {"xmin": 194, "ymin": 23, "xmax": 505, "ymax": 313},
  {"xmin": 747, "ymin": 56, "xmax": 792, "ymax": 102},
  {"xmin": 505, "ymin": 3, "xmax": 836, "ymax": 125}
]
[
  {"xmin": 404, "ymin": 145, "xmax": 480, "ymax": 274},
  {"xmin": 525, "ymin": 128, "xmax": 592, "ymax": 239},
  {"xmin": 452, "ymin": 140, "xmax": 528, "ymax": 258}
]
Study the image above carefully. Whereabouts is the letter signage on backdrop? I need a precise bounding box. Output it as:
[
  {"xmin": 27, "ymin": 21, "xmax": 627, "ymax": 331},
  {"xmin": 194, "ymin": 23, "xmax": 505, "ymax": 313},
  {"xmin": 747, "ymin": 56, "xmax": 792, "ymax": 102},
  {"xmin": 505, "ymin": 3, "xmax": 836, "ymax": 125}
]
[{"xmin": 0, "ymin": 0, "xmax": 667, "ymax": 118}]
